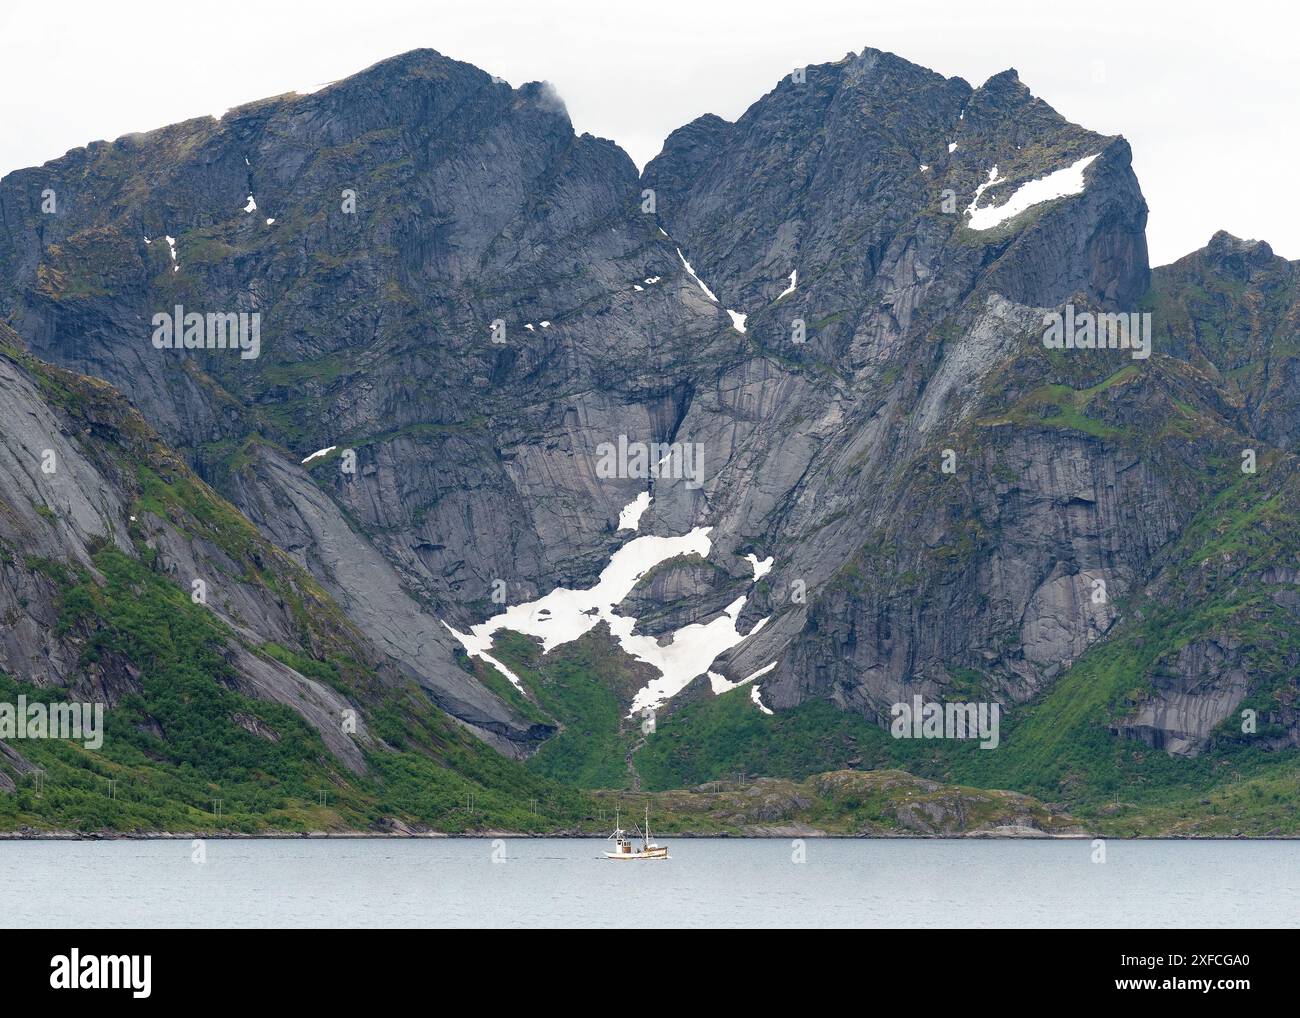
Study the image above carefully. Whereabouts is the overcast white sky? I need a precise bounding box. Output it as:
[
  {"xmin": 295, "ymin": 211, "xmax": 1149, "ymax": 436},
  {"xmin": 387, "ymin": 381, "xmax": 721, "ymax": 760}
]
[{"xmin": 1, "ymin": 0, "xmax": 1295, "ymax": 265}]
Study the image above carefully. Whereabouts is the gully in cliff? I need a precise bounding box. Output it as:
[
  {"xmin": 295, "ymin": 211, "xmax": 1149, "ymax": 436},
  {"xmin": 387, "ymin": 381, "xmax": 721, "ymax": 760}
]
[{"xmin": 605, "ymin": 806, "xmax": 669, "ymax": 860}]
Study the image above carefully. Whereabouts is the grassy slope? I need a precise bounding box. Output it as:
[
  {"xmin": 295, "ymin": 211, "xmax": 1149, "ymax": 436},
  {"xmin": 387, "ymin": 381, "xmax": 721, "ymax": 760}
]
[
  {"xmin": 0, "ymin": 541, "xmax": 592, "ymax": 834},
  {"xmin": 490, "ymin": 629, "xmax": 645, "ymax": 791}
]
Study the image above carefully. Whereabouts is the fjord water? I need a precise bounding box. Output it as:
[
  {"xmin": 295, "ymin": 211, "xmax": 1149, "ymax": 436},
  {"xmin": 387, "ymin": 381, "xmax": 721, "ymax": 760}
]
[{"xmin": 3, "ymin": 839, "xmax": 1295, "ymax": 928}]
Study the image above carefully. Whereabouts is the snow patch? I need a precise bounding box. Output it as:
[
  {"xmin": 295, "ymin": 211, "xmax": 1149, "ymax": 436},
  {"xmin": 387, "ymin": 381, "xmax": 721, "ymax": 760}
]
[
  {"xmin": 966, "ymin": 165, "xmax": 1001, "ymax": 215},
  {"xmin": 744, "ymin": 553, "xmax": 774, "ymax": 580},
  {"xmin": 618, "ymin": 491, "xmax": 652, "ymax": 531},
  {"xmin": 948, "ymin": 142, "xmax": 958, "ymax": 153},
  {"xmin": 444, "ymin": 519, "xmax": 770, "ymax": 716},
  {"xmin": 677, "ymin": 248, "xmax": 719, "ymax": 303},
  {"xmin": 301, "ymin": 445, "xmax": 336, "ymax": 465},
  {"xmin": 777, "ymin": 270, "xmax": 797, "ymax": 300},
  {"xmin": 751, "ymin": 684, "xmax": 774, "ymax": 715},
  {"xmin": 707, "ymin": 671, "xmax": 732, "ymax": 694},
  {"xmin": 709, "ymin": 659, "xmax": 776, "ymax": 695},
  {"xmin": 243, "ymin": 195, "xmax": 257, "ymax": 213},
  {"xmin": 441, "ymin": 625, "xmax": 528, "ymax": 693},
  {"xmin": 726, "ymin": 310, "xmax": 747, "ymax": 333},
  {"xmin": 965, "ymin": 153, "xmax": 1100, "ymax": 231}
]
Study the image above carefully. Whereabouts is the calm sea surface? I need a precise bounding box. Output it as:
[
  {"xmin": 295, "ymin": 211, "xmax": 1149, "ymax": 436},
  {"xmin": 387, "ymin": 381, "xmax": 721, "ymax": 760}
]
[{"xmin": 2, "ymin": 838, "xmax": 1294, "ymax": 928}]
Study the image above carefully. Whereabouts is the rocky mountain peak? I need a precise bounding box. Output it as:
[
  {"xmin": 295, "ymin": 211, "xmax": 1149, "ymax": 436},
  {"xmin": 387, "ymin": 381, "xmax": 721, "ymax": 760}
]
[
  {"xmin": 1200, "ymin": 229, "xmax": 1278, "ymax": 274},
  {"xmin": 974, "ymin": 67, "xmax": 1025, "ymax": 98}
]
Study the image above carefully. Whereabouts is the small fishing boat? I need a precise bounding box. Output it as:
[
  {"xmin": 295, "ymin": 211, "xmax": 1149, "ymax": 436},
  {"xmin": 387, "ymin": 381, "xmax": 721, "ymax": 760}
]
[{"xmin": 604, "ymin": 806, "xmax": 669, "ymax": 860}]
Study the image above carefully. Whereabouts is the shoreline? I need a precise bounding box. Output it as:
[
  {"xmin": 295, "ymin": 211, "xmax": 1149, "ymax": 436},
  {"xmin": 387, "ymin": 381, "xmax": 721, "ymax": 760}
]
[{"xmin": 1, "ymin": 830, "xmax": 1294, "ymax": 842}]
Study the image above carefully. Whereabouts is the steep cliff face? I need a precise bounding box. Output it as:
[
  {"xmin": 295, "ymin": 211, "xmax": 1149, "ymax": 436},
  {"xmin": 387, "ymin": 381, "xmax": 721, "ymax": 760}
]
[
  {"xmin": 0, "ymin": 321, "xmax": 394, "ymax": 773},
  {"xmin": 0, "ymin": 42, "xmax": 1295, "ymax": 814},
  {"xmin": 1148, "ymin": 231, "xmax": 1300, "ymax": 452},
  {"xmin": 636, "ymin": 50, "xmax": 1163, "ymax": 714},
  {"xmin": 0, "ymin": 325, "xmax": 585, "ymax": 828},
  {"xmin": 0, "ymin": 49, "xmax": 738, "ymax": 749},
  {"xmin": 644, "ymin": 54, "xmax": 1148, "ymax": 328},
  {"xmin": 1099, "ymin": 233, "xmax": 1300, "ymax": 757}
]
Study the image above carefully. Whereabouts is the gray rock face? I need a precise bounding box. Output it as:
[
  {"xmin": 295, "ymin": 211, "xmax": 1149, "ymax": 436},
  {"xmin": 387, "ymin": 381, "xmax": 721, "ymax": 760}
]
[
  {"xmin": 0, "ymin": 353, "xmax": 128, "ymax": 685},
  {"xmin": 0, "ymin": 45, "xmax": 1293, "ymax": 766},
  {"xmin": 1111, "ymin": 639, "xmax": 1251, "ymax": 756},
  {"xmin": 227, "ymin": 444, "xmax": 550, "ymax": 752},
  {"xmin": 0, "ymin": 334, "xmax": 376, "ymax": 771},
  {"xmin": 644, "ymin": 55, "xmax": 1149, "ymax": 333},
  {"xmin": 1150, "ymin": 230, "xmax": 1300, "ymax": 452}
]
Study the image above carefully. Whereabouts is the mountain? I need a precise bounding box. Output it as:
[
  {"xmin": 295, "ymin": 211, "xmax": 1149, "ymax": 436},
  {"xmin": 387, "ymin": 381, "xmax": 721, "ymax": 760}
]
[
  {"xmin": 0, "ymin": 46, "xmax": 1295, "ymax": 836},
  {"xmin": 0, "ymin": 323, "xmax": 589, "ymax": 831}
]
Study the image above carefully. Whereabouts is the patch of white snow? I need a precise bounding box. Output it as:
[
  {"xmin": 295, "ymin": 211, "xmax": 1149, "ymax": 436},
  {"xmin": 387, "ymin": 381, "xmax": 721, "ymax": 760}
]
[
  {"xmin": 443, "ymin": 523, "xmax": 770, "ymax": 716},
  {"xmin": 677, "ymin": 248, "xmax": 719, "ymax": 303},
  {"xmin": 965, "ymin": 153, "xmax": 1100, "ymax": 231},
  {"xmin": 617, "ymin": 492, "xmax": 652, "ymax": 531},
  {"xmin": 966, "ymin": 165, "xmax": 1001, "ymax": 215}
]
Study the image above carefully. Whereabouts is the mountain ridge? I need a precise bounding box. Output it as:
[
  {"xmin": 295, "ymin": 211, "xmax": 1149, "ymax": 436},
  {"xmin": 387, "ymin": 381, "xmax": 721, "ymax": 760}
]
[{"xmin": 0, "ymin": 45, "xmax": 1296, "ymax": 835}]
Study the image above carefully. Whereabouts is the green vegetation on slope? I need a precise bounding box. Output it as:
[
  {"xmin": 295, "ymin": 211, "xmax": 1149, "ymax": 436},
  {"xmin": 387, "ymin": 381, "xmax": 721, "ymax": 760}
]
[
  {"xmin": 490, "ymin": 630, "xmax": 644, "ymax": 791},
  {"xmin": 0, "ymin": 546, "xmax": 589, "ymax": 834},
  {"xmin": 635, "ymin": 686, "xmax": 896, "ymax": 791}
]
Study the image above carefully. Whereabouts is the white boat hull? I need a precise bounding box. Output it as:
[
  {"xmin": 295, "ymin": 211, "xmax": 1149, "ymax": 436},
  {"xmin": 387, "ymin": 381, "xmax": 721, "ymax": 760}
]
[{"xmin": 604, "ymin": 847, "xmax": 669, "ymax": 860}]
